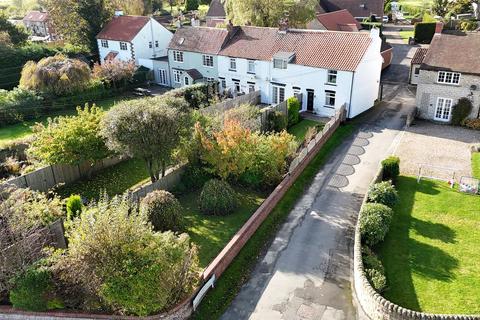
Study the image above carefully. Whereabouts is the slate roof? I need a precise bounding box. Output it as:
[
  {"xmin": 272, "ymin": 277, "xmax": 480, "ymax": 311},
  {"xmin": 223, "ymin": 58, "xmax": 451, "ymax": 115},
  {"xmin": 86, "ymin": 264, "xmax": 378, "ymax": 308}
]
[
  {"xmin": 315, "ymin": 9, "xmax": 361, "ymax": 31},
  {"xmin": 168, "ymin": 27, "xmax": 229, "ymax": 54},
  {"xmin": 219, "ymin": 26, "xmax": 372, "ymax": 72},
  {"xmin": 23, "ymin": 11, "xmax": 49, "ymax": 22},
  {"xmin": 96, "ymin": 15, "xmax": 149, "ymax": 41},
  {"xmin": 411, "ymin": 47, "xmax": 428, "ymax": 65},
  {"xmin": 186, "ymin": 69, "xmax": 204, "ymax": 80},
  {"xmin": 421, "ymin": 33, "xmax": 480, "ymax": 75},
  {"xmin": 318, "ymin": 0, "xmax": 384, "ymax": 18},
  {"xmin": 206, "ymin": 0, "xmax": 226, "ymax": 18}
]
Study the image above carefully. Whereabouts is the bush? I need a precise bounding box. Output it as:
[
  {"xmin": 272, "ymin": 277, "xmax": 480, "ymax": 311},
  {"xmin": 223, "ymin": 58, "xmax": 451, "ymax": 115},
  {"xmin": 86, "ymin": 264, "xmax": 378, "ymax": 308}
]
[
  {"xmin": 182, "ymin": 164, "xmax": 212, "ymax": 189},
  {"xmin": 140, "ymin": 190, "xmax": 184, "ymax": 232},
  {"xmin": 367, "ymin": 181, "xmax": 398, "ymax": 208},
  {"xmin": 287, "ymin": 97, "xmax": 300, "ymax": 127},
  {"xmin": 414, "ymin": 22, "xmax": 436, "ymax": 43},
  {"xmin": 165, "ymin": 83, "xmax": 214, "ymax": 109},
  {"xmin": 267, "ymin": 110, "xmax": 288, "ymax": 132},
  {"xmin": 66, "ymin": 194, "xmax": 83, "ymax": 220},
  {"xmin": 359, "ymin": 203, "xmax": 394, "ymax": 246},
  {"xmin": 362, "ymin": 246, "xmax": 387, "ymax": 292},
  {"xmin": 451, "ymin": 97, "xmax": 473, "ymax": 125},
  {"xmin": 199, "ymin": 179, "xmax": 238, "ymax": 215},
  {"xmin": 186, "ymin": 0, "xmax": 199, "ymax": 11},
  {"xmin": 381, "ymin": 156, "xmax": 400, "ymax": 183},
  {"xmin": 9, "ymin": 264, "xmax": 60, "ymax": 311},
  {"xmin": 0, "ymin": 88, "xmax": 43, "ymax": 125},
  {"xmin": 464, "ymin": 118, "xmax": 480, "ymax": 130},
  {"xmin": 366, "ymin": 268, "xmax": 387, "ymax": 292},
  {"xmin": 53, "ymin": 195, "xmax": 200, "ymax": 316},
  {"xmin": 460, "ymin": 20, "xmax": 478, "ymax": 31}
]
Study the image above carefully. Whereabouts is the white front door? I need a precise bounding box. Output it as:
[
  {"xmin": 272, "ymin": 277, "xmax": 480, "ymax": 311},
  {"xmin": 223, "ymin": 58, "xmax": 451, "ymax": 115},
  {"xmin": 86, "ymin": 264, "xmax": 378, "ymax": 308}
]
[
  {"xmin": 434, "ymin": 97, "xmax": 453, "ymax": 122},
  {"xmin": 157, "ymin": 69, "xmax": 167, "ymax": 85}
]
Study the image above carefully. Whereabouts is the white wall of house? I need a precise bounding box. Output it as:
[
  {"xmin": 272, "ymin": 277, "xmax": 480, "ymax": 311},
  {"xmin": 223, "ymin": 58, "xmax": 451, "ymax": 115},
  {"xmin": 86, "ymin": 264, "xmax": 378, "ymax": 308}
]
[
  {"xmin": 97, "ymin": 39, "xmax": 135, "ymax": 62},
  {"xmin": 168, "ymin": 50, "xmax": 219, "ymax": 88},
  {"xmin": 138, "ymin": 58, "xmax": 170, "ymax": 86}
]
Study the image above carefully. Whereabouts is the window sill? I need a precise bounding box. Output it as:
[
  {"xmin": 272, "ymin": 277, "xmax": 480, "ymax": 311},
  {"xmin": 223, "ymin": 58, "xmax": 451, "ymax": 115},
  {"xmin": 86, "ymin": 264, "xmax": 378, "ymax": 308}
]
[
  {"xmin": 247, "ymin": 72, "xmax": 256, "ymax": 75},
  {"xmin": 229, "ymin": 69, "xmax": 237, "ymax": 72},
  {"xmin": 323, "ymin": 105, "xmax": 335, "ymax": 109},
  {"xmin": 325, "ymin": 83, "xmax": 337, "ymax": 86},
  {"xmin": 436, "ymin": 82, "xmax": 460, "ymax": 86}
]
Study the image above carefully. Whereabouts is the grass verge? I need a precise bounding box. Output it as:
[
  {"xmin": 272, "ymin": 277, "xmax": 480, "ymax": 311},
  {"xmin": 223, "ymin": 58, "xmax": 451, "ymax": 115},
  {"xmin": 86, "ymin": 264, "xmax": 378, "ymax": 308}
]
[
  {"xmin": 399, "ymin": 30, "xmax": 414, "ymax": 43},
  {"xmin": 472, "ymin": 152, "xmax": 480, "ymax": 179},
  {"xmin": 192, "ymin": 123, "xmax": 355, "ymax": 319},
  {"xmin": 287, "ymin": 119, "xmax": 324, "ymax": 143},
  {"xmin": 377, "ymin": 176, "xmax": 480, "ymax": 314}
]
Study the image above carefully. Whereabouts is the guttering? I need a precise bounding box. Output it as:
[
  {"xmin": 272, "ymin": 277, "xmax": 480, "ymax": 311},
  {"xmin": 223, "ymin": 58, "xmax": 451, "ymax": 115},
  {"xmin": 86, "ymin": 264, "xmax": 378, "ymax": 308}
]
[{"xmin": 348, "ymin": 71, "xmax": 355, "ymax": 119}]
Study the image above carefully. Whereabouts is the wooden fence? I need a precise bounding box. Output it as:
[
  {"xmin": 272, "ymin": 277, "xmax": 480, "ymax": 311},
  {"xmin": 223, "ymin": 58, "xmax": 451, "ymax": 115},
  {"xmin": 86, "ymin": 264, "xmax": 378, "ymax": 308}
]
[
  {"xmin": 259, "ymin": 93, "xmax": 302, "ymax": 131},
  {"xmin": 129, "ymin": 165, "xmax": 186, "ymax": 202},
  {"xmin": 0, "ymin": 157, "xmax": 124, "ymax": 193},
  {"xmin": 200, "ymin": 90, "xmax": 261, "ymax": 117}
]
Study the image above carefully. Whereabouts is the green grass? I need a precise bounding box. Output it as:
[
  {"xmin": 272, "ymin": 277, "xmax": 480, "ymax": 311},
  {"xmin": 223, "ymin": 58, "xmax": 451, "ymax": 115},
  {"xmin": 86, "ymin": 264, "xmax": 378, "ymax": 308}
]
[
  {"xmin": 377, "ymin": 176, "xmax": 480, "ymax": 314},
  {"xmin": 399, "ymin": 30, "xmax": 414, "ymax": 43},
  {"xmin": 0, "ymin": 96, "xmax": 131, "ymax": 148},
  {"xmin": 181, "ymin": 188, "xmax": 266, "ymax": 267},
  {"xmin": 193, "ymin": 123, "xmax": 356, "ymax": 320},
  {"xmin": 54, "ymin": 157, "xmax": 150, "ymax": 200},
  {"xmin": 287, "ymin": 119, "xmax": 324, "ymax": 142},
  {"xmin": 472, "ymin": 152, "xmax": 480, "ymax": 179}
]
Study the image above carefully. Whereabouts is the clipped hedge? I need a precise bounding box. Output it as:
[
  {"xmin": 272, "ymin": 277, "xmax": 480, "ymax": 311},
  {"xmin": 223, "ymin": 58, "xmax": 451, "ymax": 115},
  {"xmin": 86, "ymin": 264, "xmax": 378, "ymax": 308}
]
[
  {"xmin": 414, "ymin": 22, "xmax": 436, "ymax": 43},
  {"xmin": 381, "ymin": 156, "xmax": 400, "ymax": 183},
  {"xmin": 367, "ymin": 181, "xmax": 398, "ymax": 208},
  {"xmin": 362, "ymin": 246, "xmax": 387, "ymax": 292},
  {"xmin": 359, "ymin": 203, "xmax": 394, "ymax": 246},
  {"xmin": 199, "ymin": 179, "xmax": 238, "ymax": 216},
  {"xmin": 140, "ymin": 190, "xmax": 184, "ymax": 232}
]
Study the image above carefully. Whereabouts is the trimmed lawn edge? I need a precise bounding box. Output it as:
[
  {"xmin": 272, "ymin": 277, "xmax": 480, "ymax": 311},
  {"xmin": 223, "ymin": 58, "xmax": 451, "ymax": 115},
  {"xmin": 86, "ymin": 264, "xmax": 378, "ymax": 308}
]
[{"xmin": 192, "ymin": 123, "xmax": 355, "ymax": 319}]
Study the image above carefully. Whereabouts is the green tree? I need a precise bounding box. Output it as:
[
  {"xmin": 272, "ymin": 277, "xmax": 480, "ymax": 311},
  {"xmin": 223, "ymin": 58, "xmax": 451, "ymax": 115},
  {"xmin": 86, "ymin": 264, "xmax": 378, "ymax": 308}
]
[
  {"xmin": 0, "ymin": 12, "xmax": 29, "ymax": 45},
  {"xmin": 186, "ymin": 0, "xmax": 199, "ymax": 11},
  {"xmin": 101, "ymin": 96, "xmax": 190, "ymax": 182},
  {"xmin": 28, "ymin": 104, "xmax": 111, "ymax": 168},
  {"xmin": 432, "ymin": 0, "xmax": 449, "ymax": 16}
]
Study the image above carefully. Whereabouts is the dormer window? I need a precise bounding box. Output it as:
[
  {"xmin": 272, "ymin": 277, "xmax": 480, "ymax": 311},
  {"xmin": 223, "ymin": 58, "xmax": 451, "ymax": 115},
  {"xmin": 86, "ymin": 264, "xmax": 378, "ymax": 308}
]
[
  {"xmin": 437, "ymin": 71, "xmax": 460, "ymax": 84},
  {"xmin": 273, "ymin": 58, "xmax": 287, "ymax": 69},
  {"xmin": 273, "ymin": 51, "xmax": 295, "ymax": 70},
  {"xmin": 119, "ymin": 42, "xmax": 127, "ymax": 50},
  {"xmin": 101, "ymin": 40, "xmax": 108, "ymax": 48},
  {"xmin": 173, "ymin": 50, "xmax": 184, "ymax": 62}
]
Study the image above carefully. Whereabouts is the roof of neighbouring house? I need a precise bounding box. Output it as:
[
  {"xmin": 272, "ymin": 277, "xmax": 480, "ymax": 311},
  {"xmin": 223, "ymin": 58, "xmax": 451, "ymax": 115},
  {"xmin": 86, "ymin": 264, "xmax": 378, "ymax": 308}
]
[
  {"xmin": 315, "ymin": 9, "xmax": 362, "ymax": 31},
  {"xmin": 318, "ymin": 0, "xmax": 384, "ymax": 18},
  {"xmin": 96, "ymin": 15, "xmax": 150, "ymax": 41},
  {"xmin": 219, "ymin": 26, "xmax": 373, "ymax": 72},
  {"xmin": 411, "ymin": 47, "xmax": 428, "ymax": 65},
  {"xmin": 186, "ymin": 69, "xmax": 204, "ymax": 80},
  {"xmin": 168, "ymin": 27, "xmax": 229, "ymax": 54},
  {"xmin": 421, "ymin": 33, "xmax": 480, "ymax": 75},
  {"xmin": 206, "ymin": 0, "xmax": 226, "ymax": 18},
  {"xmin": 23, "ymin": 11, "xmax": 49, "ymax": 22}
]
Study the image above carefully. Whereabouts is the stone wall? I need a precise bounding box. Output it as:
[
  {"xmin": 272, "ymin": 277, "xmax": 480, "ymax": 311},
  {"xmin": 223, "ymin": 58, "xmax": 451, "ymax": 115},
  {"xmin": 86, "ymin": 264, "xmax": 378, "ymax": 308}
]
[
  {"xmin": 353, "ymin": 167, "xmax": 480, "ymax": 320},
  {"xmin": 416, "ymin": 70, "xmax": 480, "ymax": 122}
]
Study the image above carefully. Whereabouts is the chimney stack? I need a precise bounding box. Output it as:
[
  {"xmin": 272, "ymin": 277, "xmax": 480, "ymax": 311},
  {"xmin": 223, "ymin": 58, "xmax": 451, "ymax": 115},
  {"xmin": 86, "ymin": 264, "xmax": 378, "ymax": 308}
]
[
  {"xmin": 278, "ymin": 17, "xmax": 289, "ymax": 34},
  {"xmin": 226, "ymin": 20, "xmax": 234, "ymax": 33}
]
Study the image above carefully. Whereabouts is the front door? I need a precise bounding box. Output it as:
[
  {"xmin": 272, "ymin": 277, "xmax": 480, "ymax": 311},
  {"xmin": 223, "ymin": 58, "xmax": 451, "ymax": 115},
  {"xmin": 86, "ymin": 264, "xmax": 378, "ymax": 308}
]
[
  {"xmin": 157, "ymin": 69, "xmax": 167, "ymax": 85},
  {"xmin": 434, "ymin": 97, "xmax": 453, "ymax": 122},
  {"xmin": 307, "ymin": 90, "xmax": 314, "ymax": 112}
]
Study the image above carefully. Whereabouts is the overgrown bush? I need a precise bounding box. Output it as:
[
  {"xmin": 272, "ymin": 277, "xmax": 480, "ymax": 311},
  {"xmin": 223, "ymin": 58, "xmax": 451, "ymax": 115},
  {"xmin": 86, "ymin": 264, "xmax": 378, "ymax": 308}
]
[
  {"xmin": 464, "ymin": 118, "xmax": 480, "ymax": 130},
  {"xmin": 92, "ymin": 59, "xmax": 137, "ymax": 88},
  {"xmin": 165, "ymin": 83, "xmax": 214, "ymax": 109},
  {"xmin": 66, "ymin": 194, "xmax": 83, "ymax": 220},
  {"xmin": 54, "ymin": 195, "xmax": 200, "ymax": 316},
  {"xmin": 359, "ymin": 203, "xmax": 393, "ymax": 246},
  {"xmin": 367, "ymin": 181, "xmax": 398, "ymax": 208},
  {"xmin": 9, "ymin": 263, "xmax": 62, "ymax": 311},
  {"xmin": 414, "ymin": 22, "xmax": 436, "ymax": 43},
  {"xmin": 224, "ymin": 104, "xmax": 261, "ymax": 131},
  {"xmin": 451, "ymin": 97, "xmax": 473, "ymax": 125},
  {"xmin": 0, "ymin": 88, "xmax": 43, "ymax": 125},
  {"xmin": 182, "ymin": 164, "xmax": 212, "ymax": 189},
  {"xmin": 140, "ymin": 190, "xmax": 184, "ymax": 232},
  {"xmin": 199, "ymin": 179, "xmax": 238, "ymax": 215},
  {"xmin": 287, "ymin": 96, "xmax": 300, "ymax": 127},
  {"xmin": 267, "ymin": 110, "xmax": 288, "ymax": 132},
  {"xmin": 381, "ymin": 156, "xmax": 400, "ymax": 183}
]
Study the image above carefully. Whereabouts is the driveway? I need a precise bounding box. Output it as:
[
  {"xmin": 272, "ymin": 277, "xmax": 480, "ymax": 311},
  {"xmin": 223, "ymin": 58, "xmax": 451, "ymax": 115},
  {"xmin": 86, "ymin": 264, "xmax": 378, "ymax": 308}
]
[{"xmin": 221, "ymin": 84, "xmax": 416, "ymax": 320}]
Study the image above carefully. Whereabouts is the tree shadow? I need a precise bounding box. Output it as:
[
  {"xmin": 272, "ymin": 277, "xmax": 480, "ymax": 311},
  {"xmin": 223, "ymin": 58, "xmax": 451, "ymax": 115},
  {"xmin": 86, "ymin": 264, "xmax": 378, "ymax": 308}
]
[{"xmin": 411, "ymin": 217, "xmax": 456, "ymax": 244}]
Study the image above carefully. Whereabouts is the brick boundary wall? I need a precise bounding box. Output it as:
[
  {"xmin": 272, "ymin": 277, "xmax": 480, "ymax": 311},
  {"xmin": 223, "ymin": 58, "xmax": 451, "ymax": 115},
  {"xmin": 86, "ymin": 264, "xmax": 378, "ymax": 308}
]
[{"xmin": 353, "ymin": 168, "xmax": 480, "ymax": 320}]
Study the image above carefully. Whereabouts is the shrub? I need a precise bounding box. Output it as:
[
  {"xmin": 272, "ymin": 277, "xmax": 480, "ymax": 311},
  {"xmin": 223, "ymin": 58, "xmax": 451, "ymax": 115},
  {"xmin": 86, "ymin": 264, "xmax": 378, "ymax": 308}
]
[
  {"xmin": 92, "ymin": 59, "xmax": 137, "ymax": 88},
  {"xmin": 287, "ymin": 96, "xmax": 300, "ymax": 127},
  {"xmin": 199, "ymin": 179, "xmax": 238, "ymax": 215},
  {"xmin": 186, "ymin": 0, "xmax": 199, "ymax": 11},
  {"xmin": 460, "ymin": 20, "xmax": 478, "ymax": 32},
  {"xmin": 359, "ymin": 203, "xmax": 393, "ymax": 246},
  {"xmin": 66, "ymin": 194, "xmax": 83, "ymax": 220},
  {"xmin": 224, "ymin": 104, "xmax": 261, "ymax": 131},
  {"xmin": 182, "ymin": 164, "xmax": 212, "ymax": 189},
  {"xmin": 414, "ymin": 22, "xmax": 436, "ymax": 43},
  {"xmin": 0, "ymin": 88, "xmax": 43, "ymax": 125},
  {"xmin": 366, "ymin": 269, "xmax": 387, "ymax": 292},
  {"xmin": 165, "ymin": 83, "xmax": 213, "ymax": 109},
  {"xmin": 53, "ymin": 195, "xmax": 200, "ymax": 316},
  {"xmin": 451, "ymin": 97, "xmax": 473, "ymax": 125},
  {"xmin": 367, "ymin": 181, "xmax": 398, "ymax": 208},
  {"xmin": 362, "ymin": 245, "xmax": 387, "ymax": 292},
  {"xmin": 381, "ymin": 156, "xmax": 400, "ymax": 183},
  {"xmin": 464, "ymin": 118, "xmax": 480, "ymax": 130},
  {"xmin": 267, "ymin": 111, "xmax": 288, "ymax": 132},
  {"xmin": 140, "ymin": 190, "xmax": 184, "ymax": 232},
  {"xmin": 9, "ymin": 264, "xmax": 60, "ymax": 311}
]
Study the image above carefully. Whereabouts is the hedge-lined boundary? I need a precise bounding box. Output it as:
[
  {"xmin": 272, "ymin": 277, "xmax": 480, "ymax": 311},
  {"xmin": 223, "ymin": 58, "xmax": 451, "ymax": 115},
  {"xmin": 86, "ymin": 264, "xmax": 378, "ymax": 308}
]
[{"xmin": 353, "ymin": 168, "xmax": 480, "ymax": 320}]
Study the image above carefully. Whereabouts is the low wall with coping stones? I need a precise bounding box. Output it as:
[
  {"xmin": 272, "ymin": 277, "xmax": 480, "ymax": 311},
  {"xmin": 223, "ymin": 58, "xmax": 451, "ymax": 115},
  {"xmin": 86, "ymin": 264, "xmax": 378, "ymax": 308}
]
[{"xmin": 353, "ymin": 168, "xmax": 480, "ymax": 320}]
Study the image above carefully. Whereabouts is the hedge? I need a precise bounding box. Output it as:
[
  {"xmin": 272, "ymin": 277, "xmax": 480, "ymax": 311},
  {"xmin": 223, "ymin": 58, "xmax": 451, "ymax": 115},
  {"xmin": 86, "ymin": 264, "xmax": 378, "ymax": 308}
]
[{"xmin": 414, "ymin": 22, "xmax": 436, "ymax": 44}]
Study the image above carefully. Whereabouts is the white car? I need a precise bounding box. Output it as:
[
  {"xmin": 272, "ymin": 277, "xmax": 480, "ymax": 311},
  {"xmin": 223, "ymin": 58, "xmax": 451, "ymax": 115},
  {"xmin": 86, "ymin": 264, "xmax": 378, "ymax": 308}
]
[{"xmin": 383, "ymin": 15, "xmax": 389, "ymax": 23}]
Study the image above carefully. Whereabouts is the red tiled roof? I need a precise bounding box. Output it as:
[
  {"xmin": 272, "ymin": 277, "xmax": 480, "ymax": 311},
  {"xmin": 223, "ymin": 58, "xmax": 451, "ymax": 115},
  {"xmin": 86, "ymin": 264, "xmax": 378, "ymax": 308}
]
[
  {"xmin": 168, "ymin": 27, "xmax": 229, "ymax": 54},
  {"xmin": 316, "ymin": 9, "xmax": 361, "ymax": 31},
  {"xmin": 23, "ymin": 11, "xmax": 49, "ymax": 22},
  {"xmin": 96, "ymin": 15, "xmax": 149, "ymax": 41},
  {"xmin": 206, "ymin": 0, "xmax": 226, "ymax": 18},
  {"xmin": 186, "ymin": 69, "xmax": 204, "ymax": 80},
  {"xmin": 411, "ymin": 47, "xmax": 428, "ymax": 65},
  {"xmin": 219, "ymin": 26, "xmax": 372, "ymax": 71},
  {"xmin": 319, "ymin": 0, "xmax": 384, "ymax": 18}
]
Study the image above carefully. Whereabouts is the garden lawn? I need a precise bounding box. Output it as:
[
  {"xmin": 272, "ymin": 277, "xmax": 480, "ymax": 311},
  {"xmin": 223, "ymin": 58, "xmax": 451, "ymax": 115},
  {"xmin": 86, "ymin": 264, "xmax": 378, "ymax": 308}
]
[
  {"xmin": 472, "ymin": 152, "xmax": 480, "ymax": 179},
  {"xmin": 287, "ymin": 119, "xmax": 324, "ymax": 142},
  {"xmin": 399, "ymin": 30, "xmax": 414, "ymax": 43},
  {"xmin": 0, "ymin": 96, "xmax": 131, "ymax": 147},
  {"xmin": 54, "ymin": 157, "xmax": 150, "ymax": 200},
  {"xmin": 377, "ymin": 176, "xmax": 480, "ymax": 314},
  {"xmin": 181, "ymin": 187, "xmax": 266, "ymax": 268}
]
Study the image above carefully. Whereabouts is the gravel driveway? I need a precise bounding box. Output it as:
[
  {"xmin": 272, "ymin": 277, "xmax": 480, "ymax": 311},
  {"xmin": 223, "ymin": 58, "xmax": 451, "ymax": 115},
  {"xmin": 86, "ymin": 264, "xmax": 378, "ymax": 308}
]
[{"xmin": 395, "ymin": 121, "xmax": 480, "ymax": 180}]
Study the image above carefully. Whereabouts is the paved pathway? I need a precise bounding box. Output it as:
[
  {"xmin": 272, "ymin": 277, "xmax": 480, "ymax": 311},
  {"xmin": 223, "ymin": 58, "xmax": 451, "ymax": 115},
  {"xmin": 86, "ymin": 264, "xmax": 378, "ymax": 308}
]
[{"xmin": 221, "ymin": 85, "xmax": 416, "ymax": 320}]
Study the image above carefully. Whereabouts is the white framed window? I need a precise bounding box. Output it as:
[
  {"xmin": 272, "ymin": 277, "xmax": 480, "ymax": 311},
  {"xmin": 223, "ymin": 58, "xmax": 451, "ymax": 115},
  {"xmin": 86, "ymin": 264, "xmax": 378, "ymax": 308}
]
[
  {"xmin": 173, "ymin": 70, "xmax": 181, "ymax": 83},
  {"xmin": 219, "ymin": 77, "xmax": 226, "ymax": 90},
  {"xmin": 233, "ymin": 79, "xmax": 240, "ymax": 92},
  {"xmin": 206, "ymin": 77, "xmax": 215, "ymax": 82},
  {"xmin": 325, "ymin": 90, "xmax": 336, "ymax": 108},
  {"xmin": 184, "ymin": 76, "xmax": 190, "ymax": 86},
  {"xmin": 327, "ymin": 70, "xmax": 337, "ymax": 84},
  {"xmin": 273, "ymin": 58, "xmax": 287, "ymax": 69},
  {"xmin": 149, "ymin": 41, "xmax": 152, "ymax": 48},
  {"xmin": 203, "ymin": 55, "xmax": 214, "ymax": 67},
  {"xmin": 229, "ymin": 58, "xmax": 237, "ymax": 71},
  {"xmin": 272, "ymin": 85, "xmax": 285, "ymax": 104},
  {"xmin": 293, "ymin": 87, "xmax": 301, "ymax": 95},
  {"xmin": 248, "ymin": 60, "xmax": 255, "ymax": 74},
  {"xmin": 248, "ymin": 82, "xmax": 255, "ymax": 93},
  {"xmin": 155, "ymin": 40, "xmax": 159, "ymax": 48},
  {"xmin": 173, "ymin": 51, "xmax": 184, "ymax": 62},
  {"xmin": 414, "ymin": 67, "xmax": 420, "ymax": 75},
  {"xmin": 119, "ymin": 42, "xmax": 127, "ymax": 50},
  {"xmin": 158, "ymin": 69, "xmax": 167, "ymax": 85},
  {"xmin": 437, "ymin": 71, "xmax": 460, "ymax": 84},
  {"xmin": 101, "ymin": 39, "xmax": 108, "ymax": 48},
  {"xmin": 434, "ymin": 97, "xmax": 453, "ymax": 122}
]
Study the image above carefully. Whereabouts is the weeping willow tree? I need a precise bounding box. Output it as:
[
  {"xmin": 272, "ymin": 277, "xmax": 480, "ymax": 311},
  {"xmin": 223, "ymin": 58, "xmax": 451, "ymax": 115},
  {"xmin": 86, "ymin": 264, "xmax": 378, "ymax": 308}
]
[{"xmin": 19, "ymin": 54, "xmax": 91, "ymax": 96}]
